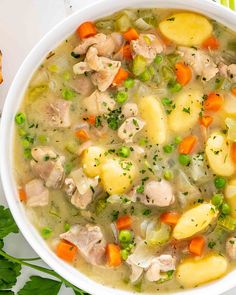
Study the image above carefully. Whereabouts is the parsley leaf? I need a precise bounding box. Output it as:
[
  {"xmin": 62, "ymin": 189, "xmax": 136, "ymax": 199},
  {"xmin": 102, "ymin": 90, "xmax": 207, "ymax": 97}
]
[
  {"xmin": 18, "ymin": 276, "xmax": 62, "ymax": 295},
  {"xmin": 0, "ymin": 291, "xmax": 14, "ymax": 295},
  {"xmin": 0, "ymin": 256, "xmax": 21, "ymax": 290},
  {"xmin": 74, "ymin": 290, "xmax": 90, "ymax": 295},
  {"xmin": 0, "ymin": 206, "xmax": 18, "ymax": 239}
]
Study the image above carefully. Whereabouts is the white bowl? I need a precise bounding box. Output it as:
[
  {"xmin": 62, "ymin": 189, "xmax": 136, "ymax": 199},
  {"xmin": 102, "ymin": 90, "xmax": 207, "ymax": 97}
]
[{"xmin": 1, "ymin": 0, "xmax": 236, "ymax": 294}]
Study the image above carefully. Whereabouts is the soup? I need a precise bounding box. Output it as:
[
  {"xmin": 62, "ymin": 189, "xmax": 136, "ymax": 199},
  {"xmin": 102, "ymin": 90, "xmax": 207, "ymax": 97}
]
[{"xmin": 14, "ymin": 8, "xmax": 236, "ymax": 293}]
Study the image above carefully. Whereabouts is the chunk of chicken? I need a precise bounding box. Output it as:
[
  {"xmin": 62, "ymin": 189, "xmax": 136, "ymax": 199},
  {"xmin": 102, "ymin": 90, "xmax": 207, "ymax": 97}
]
[
  {"xmin": 83, "ymin": 90, "xmax": 116, "ymax": 116},
  {"xmin": 25, "ymin": 178, "xmax": 49, "ymax": 207},
  {"xmin": 73, "ymin": 33, "xmax": 107, "ymax": 55},
  {"xmin": 178, "ymin": 47, "xmax": 218, "ymax": 82},
  {"xmin": 226, "ymin": 236, "xmax": 236, "ymax": 260},
  {"xmin": 118, "ymin": 117, "xmax": 145, "ymax": 143},
  {"xmin": 46, "ymin": 98, "xmax": 71, "ymax": 128},
  {"xmin": 69, "ymin": 75, "xmax": 94, "ymax": 96},
  {"xmin": 60, "ymin": 224, "xmax": 106, "ymax": 265},
  {"xmin": 131, "ymin": 34, "xmax": 164, "ymax": 63},
  {"xmin": 65, "ymin": 168, "xmax": 99, "ymax": 209},
  {"xmin": 122, "ymin": 103, "xmax": 139, "ymax": 118},
  {"xmin": 140, "ymin": 180, "xmax": 175, "ymax": 207},
  {"xmin": 219, "ymin": 63, "xmax": 236, "ymax": 83},
  {"xmin": 31, "ymin": 146, "xmax": 65, "ymax": 189}
]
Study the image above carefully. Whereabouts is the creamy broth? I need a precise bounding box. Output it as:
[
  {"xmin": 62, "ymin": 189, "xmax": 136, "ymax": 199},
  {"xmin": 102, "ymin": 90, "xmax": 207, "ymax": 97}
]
[{"xmin": 14, "ymin": 8, "xmax": 236, "ymax": 293}]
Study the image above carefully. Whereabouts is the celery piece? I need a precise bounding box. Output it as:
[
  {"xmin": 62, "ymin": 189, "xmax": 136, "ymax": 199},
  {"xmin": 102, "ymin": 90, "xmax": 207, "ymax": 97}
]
[
  {"xmin": 28, "ymin": 84, "xmax": 48, "ymax": 100},
  {"xmin": 65, "ymin": 142, "xmax": 78, "ymax": 154},
  {"xmin": 64, "ymin": 162, "xmax": 73, "ymax": 175},
  {"xmin": 115, "ymin": 14, "xmax": 131, "ymax": 32},
  {"xmin": 132, "ymin": 55, "xmax": 147, "ymax": 76},
  {"xmin": 161, "ymin": 66, "xmax": 174, "ymax": 81},
  {"xmin": 41, "ymin": 227, "xmax": 52, "ymax": 239},
  {"xmin": 139, "ymin": 70, "xmax": 151, "ymax": 82},
  {"xmin": 62, "ymin": 88, "xmax": 76, "ymax": 100},
  {"xmin": 62, "ymin": 71, "xmax": 71, "ymax": 81},
  {"xmin": 96, "ymin": 19, "xmax": 114, "ymax": 31},
  {"xmin": 228, "ymin": 41, "xmax": 236, "ymax": 51},
  {"xmin": 167, "ymin": 53, "xmax": 180, "ymax": 65},
  {"xmin": 218, "ymin": 215, "xmax": 236, "ymax": 231},
  {"xmin": 146, "ymin": 222, "xmax": 171, "ymax": 247}
]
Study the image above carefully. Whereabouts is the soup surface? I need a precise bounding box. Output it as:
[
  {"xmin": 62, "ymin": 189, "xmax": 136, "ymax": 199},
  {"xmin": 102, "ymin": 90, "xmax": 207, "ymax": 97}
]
[{"xmin": 14, "ymin": 8, "xmax": 236, "ymax": 293}]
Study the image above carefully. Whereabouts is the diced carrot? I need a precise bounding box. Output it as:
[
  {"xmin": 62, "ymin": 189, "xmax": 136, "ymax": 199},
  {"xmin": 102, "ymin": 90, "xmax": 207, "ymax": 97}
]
[
  {"xmin": 106, "ymin": 244, "xmax": 122, "ymax": 267},
  {"xmin": 88, "ymin": 115, "xmax": 96, "ymax": 125},
  {"xmin": 204, "ymin": 92, "xmax": 224, "ymax": 112},
  {"xmin": 199, "ymin": 115, "xmax": 213, "ymax": 128},
  {"xmin": 232, "ymin": 143, "xmax": 236, "ymax": 164},
  {"xmin": 122, "ymin": 44, "xmax": 132, "ymax": 60},
  {"xmin": 123, "ymin": 28, "xmax": 139, "ymax": 42},
  {"xmin": 19, "ymin": 188, "xmax": 27, "ymax": 202},
  {"xmin": 116, "ymin": 215, "xmax": 132, "ymax": 230},
  {"xmin": 178, "ymin": 135, "xmax": 197, "ymax": 154},
  {"xmin": 175, "ymin": 63, "xmax": 192, "ymax": 86},
  {"xmin": 112, "ymin": 67, "xmax": 129, "ymax": 86},
  {"xmin": 56, "ymin": 240, "xmax": 77, "ymax": 262},
  {"xmin": 160, "ymin": 211, "xmax": 180, "ymax": 225},
  {"xmin": 75, "ymin": 129, "xmax": 90, "ymax": 141},
  {"xmin": 231, "ymin": 87, "xmax": 236, "ymax": 96},
  {"xmin": 76, "ymin": 21, "xmax": 97, "ymax": 39},
  {"xmin": 189, "ymin": 236, "xmax": 205, "ymax": 256},
  {"xmin": 202, "ymin": 36, "xmax": 220, "ymax": 50}
]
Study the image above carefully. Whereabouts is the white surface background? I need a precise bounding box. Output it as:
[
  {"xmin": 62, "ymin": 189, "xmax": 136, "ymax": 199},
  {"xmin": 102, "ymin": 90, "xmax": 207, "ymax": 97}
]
[{"xmin": 0, "ymin": 0, "xmax": 235, "ymax": 294}]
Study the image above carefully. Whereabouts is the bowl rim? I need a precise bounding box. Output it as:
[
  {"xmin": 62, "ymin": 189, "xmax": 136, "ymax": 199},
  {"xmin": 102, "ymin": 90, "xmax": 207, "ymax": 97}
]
[{"xmin": 1, "ymin": 0, "xmax": 236, "ymax": 294}]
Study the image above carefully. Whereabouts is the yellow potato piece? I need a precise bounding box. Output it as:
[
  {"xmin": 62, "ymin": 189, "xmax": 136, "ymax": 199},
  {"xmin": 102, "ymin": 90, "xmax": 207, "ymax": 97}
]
[
  {"xmin": 173, "ymin": 203, "xmax": 217, "ymax": 240},
  {"xmin": 225, "ymin": 179, "xmax": 236, "ymax": 217},
  {"xmin": 138, "ymin": 95, "xmax": 167, "ymax": 144},
  {"xmin": 177, "ymin": 254, "xmax": 228, "ymax": 288},
  {"xmin": 168, "ymin": 88, "xmax": 202, "ymax": 133},
  {"xmin": 82, "ymin": 146, "xmax": 105, "ymax": 177},
  {"xmin": 206, "ymin": 132, "xmax": 235, "ymax": 177},
  {"xmin": 100, "ymin": 158, "xmax": 137, "ymax": 195},
  {"xmin": 159, "ymin": 13, "xmax": 212, "ymax": 46}
]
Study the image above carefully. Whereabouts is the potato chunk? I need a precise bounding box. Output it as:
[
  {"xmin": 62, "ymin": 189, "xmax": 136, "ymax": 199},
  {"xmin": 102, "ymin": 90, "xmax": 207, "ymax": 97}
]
[
  {"xmin": 81, "ymin": 146, "xmax": 105, "ymax": 177},
  {"xmin": 168, "ymin": 88, "xmax": 202, "ymax": 133},
  {"xmin": 173, "ymin": 203, "xmax": 217, "ymax": 240},
  {"xmin": 225, "ymin": 179, "xmax": 236, "ymax": 218},
  {"xmin": 159, "ymin": 13, "xmax": 212, "ymax": 46},
  {"xmin": 176, "ymin": 254, "xmax": 228, "ymax": 288},
  {"xmin": 206, "ymin": 132, "xmax": 235, "ymax": 177},
  {"xmin": 100, "ymin": 158, "xmax": 137, "ymax": 195},
  {"xmin": 138, "ymin": 95, "xmax": 167, "ymax": 144}
]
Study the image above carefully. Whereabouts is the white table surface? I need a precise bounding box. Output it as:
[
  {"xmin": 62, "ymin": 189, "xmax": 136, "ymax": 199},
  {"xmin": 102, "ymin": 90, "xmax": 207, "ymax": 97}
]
[{"xmin": 0, "ymin": 0, "xmax": 235, "ymax": 294}]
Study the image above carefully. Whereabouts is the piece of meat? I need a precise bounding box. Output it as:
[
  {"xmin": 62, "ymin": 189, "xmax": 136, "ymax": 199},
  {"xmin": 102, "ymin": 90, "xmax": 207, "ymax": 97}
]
[
  {"xmin": 82, "ymin": 90, "xmax": 116, "ymax": 116},
  {"xmin": 122, "ymin": 103, "xmax": 139, "ymax": 118},
  {"xmin": 69, "ymin": 75, "xmax": 94, "ymax": 96},
  {"xmin": 31, "ymin": 146, "xmax": 65, "ymax": 189},
  {"xmin": 65, "ymin": 168, "xmax": 99, "ymax": 209},
  {"xmin": 73, "ymin": 33, "xmax": 107, "ymax": 55},
  {"xmin": 0, "ymin": 50, "xmax": 2, "ymax": 84},
  {"xmin": 73, "ymin": 62, "xmax": 91, "ymax": 75},
  {"xmin": 25, "ymin": 178, "xmax": 49, "ymax": 207},
  {"xmin": 178, "ymin": 47, "xmax": 218, "ymax": 82},
  {"xmin": 60, "ymin": 224, "xmax": 106, "ymax": 265},
  {"xmin": 118, "ymin": 117, "xmax": 145, "ymax": 143},
  {"xmin": 145, "ymin": 260, "xmax": 161, "ymax": 282},
  {"xmin": 131, "ymin": 34, "xmax": 164, "ymax": 63},
  {"xmin": 226, "ymin": 236, "xmax": 236, "ymax": 260},
  {"xmin": 46, "ymin": 98, "xmax": 71, "ymax": 128},
  {"xmin": 219, "ymin": 63, "xmax": 236, "ymax": 83},
  {"xmin": 141, "ymin": 180, "xmax": 175, "ymax": 207},
  {"xmin": 126, "ymin": 258, "xmax": 144, "ymax": 283},
  {"xmin": 110, "ymin": 32, "xmax": 124, "ymax": 52}
]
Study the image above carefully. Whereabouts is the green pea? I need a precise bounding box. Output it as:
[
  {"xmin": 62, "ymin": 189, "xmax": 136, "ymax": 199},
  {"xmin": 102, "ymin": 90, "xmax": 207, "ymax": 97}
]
[
  {"xmin": 117, "ymin": 146, "xmax": 130, "ymax": 158},
  {"xmin": 168, "ymin": 81, "xmax": 182, "ymax": 93},
  {"xmin": 41, "ymin": 226, "xmax": 52, "ymax": 239},
  {"xmin": 154, "ymin": 54, "xmax": 163, "ymax": 65},
  {"xmin": 15, "ymin": 112, "xmax": 26, "ymax": 125},
  {"xmin": 38, "ymin": 134, "xmax": 48, "ymax": 144},
  {"xmin": 121, "ymin": 249, "xmax": 129, "ymax": 260},
  {"xmin": 124, "ymin": 77, "xmax": 135, "ymax": 89},
  {"xmin": 163, "ymin": 144, "xmax": 173, "ymax": 154},
  {"xmin": 222, "ymin": 203, "xmax": 231, "ymax": 215},
  {"xmin": 214, "ymin": 177, "xmax": 226, "ymax": 189},
  {"xmin": 64, "ymin": 223, "xmax": 71, "ymax": 232},
  {"xmin": 161, "ymin": 97, "xmax": 172, "ymax": 106},
  {"xmin": 174, "ymin": 136, "xmax": 182, "ymax": 145},
  {"xmin": 118, "ymin": 230, "xmax": 132, "ymax": 243},
  {"xmin": 139, "ymin": 70, "xmax": 151, "ymax": 82},
  {"xmin": 211, "ymin": 194, "xmax": 223, "ymax": 207},
  {"xmin": 48, "ymin": 64, "xmax": 58, "ymax": 73},
  {"xmin": 62, "ymin": 71, "xmax": 71, "ymax": 81},
  {"xmin": 23, "ymin": 148, "xmax": 32, "ymax": 159},
  {"xmin": 22, "ymin": 139, "xmax": 30, "ymax": 148},
  {"xmin": 116, "ymin": 91, "xmax": 128, "ymax": 103},
  {"xmin": 178, "ymin": 154, "xmax": 191, "ymax": 166},
  {"xmin": 163, "ymin": 170, "xmax": 173, "ymax": 181},
  {"xmin": 62, "ymin": 88, "xmax": 76, "ymax": 100},
  {"xmin": 18, "ymin": 128, "xmax": 27, "ymax": 137}
]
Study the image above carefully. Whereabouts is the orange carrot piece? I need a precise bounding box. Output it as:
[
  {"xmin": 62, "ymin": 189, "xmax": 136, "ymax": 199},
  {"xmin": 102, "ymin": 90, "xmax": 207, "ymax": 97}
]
[
  {"xmin": 56, "ymin": 240, "xmax": 77, "ymax": 262},
  {"xmin": 199, "ymin": 115, "xmax": 213, "ymax": 128},
  {"xmin": 113, "ymin": 67, "xmax": 129, "ymax": 86},
  {"xmin": 123, "ymin": 28, "xmax": 139, "ymax": 42},
  {"xmin": 178, "ymin": 135, "xmax": 197, "ymax": 154},
  {"xmin": 19, "ymin": 188, "xmax": 27, "ymax": 202},
  {"xmin": 189, "ymin": 236, "xmax": 205, "ymax": 256},
  {"xmin": 107, "ymin": 244, "xmax": 122, "ymax": 267},
  {"xmin": 202, "ymin": 36, "xmax": 219, "ymax": 50},
  {"xmin": 175, "ymin": 62, "xmax": 192, "ymax": 86},
  {"xmin": 232, "ymin": 143, "xmax": 236, "ymax": 164},
  {"xmin": 204, "ymin": 92, "xmax": 224, "ymax": 112},
  {"xmin": 160, "ymin": 211, "xmax": 180, "ymax": 225},
  {"xmin": 231, "ymin": 87, "xmax": 236, "ymax": 96},
  {"xmin": 122, "ymin": 44, "xmax": 132, "ymax": 60},
  {"xmin": 116, "ymin": 215, "xmax": 132, "ymax": 230},
  {"xmin": 75, "ymin": 129, "xmax": 90, "ymax": 141},
  {"xmin": 88, "ymin": 115, "xmax": 96, "ymax": 125},
  {"xmin": 76, "ymin": 21, "xmax": 97, "ymax": 39}
]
